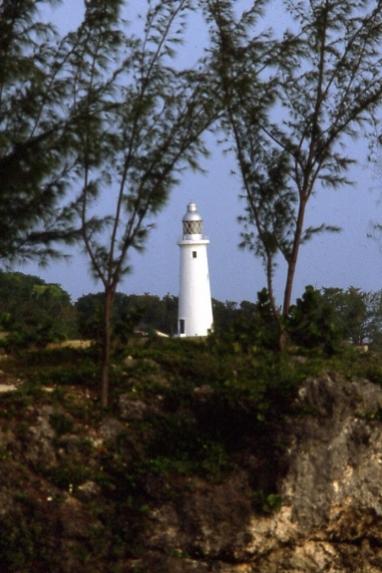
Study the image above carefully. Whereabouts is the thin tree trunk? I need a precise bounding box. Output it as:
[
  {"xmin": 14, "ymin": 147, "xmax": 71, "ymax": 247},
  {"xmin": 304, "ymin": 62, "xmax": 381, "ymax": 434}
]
[
  {"xmin": 265, "ymin": 254, "xmax": 279, "ymax": 319},
  {"xmin": 267, "ymin": 255, "xmax": 285, "ymax": 351},
  {"xmin": 101, "ymin": 287, "xmax": 114, "ymax": 408},
  {"xmin": 283, "ymin": 198, "xmax": 307, "ymax": 317}
]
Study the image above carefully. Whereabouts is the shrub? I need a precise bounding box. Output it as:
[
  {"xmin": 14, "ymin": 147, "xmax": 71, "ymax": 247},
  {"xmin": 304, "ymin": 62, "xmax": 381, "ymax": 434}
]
[{"xmin": 287, "ymin": 286, "xmax": 343, "ymax": 353}]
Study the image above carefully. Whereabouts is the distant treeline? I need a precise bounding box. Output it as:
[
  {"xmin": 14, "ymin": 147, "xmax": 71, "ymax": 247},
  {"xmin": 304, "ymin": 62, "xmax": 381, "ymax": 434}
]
[
  {"xmin": 1, "ymin": 272, "xmax": 382, "ymax": 351},
  {"xmin": 0, "ymin": 271, "xmax": 257, "ymax": 345}
]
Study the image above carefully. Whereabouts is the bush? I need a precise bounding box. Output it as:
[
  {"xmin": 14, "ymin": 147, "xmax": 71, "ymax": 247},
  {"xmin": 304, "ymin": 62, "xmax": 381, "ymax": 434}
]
[
  {"xmin": 0, "ymin": 273, "xmax": 78, "ymax": 350},
  {"xmin": 287, "ymin": 286, "xmax": 343, "ymax": 353},
  {"xmin": 0, "ymin": 509, "xmax": 61, "ymax": 571},
  {"xmin": 210, "ymin": 289, "xmax": 281, "ymax": 353}
]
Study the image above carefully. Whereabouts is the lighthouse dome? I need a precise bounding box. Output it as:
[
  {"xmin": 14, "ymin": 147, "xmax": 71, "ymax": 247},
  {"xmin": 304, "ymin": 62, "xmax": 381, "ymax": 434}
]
[
  {"xmin": 182, "ymin": 202, "xmax": 203, "ymax": 237},
  {"xmin": 183, "ymin": 202, "xmax": 202, "ymax": 222}
]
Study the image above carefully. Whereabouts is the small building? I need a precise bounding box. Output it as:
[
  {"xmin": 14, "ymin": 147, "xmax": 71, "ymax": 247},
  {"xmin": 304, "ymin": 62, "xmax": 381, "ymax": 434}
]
[{"xmin": 177, "ymin": 202, "xmax": 213, "ymax": 337}]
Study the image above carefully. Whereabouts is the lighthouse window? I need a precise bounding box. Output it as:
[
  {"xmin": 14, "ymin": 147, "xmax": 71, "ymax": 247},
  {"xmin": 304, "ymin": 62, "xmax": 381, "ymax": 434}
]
[
  {"xmin": 192, "ymin": 251, "xmax": 197, "ymax": 258},
  {"xmin": 184, "ymin": 221, "xmax": 202, "ymax": 234},
  {"xmin": 179, "ymin": 319, "xmax": 185, "ymax": 335}
]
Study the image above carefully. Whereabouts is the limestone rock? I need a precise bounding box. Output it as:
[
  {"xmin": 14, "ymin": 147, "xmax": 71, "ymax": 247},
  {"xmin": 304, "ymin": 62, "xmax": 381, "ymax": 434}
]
[
  {"xmin": 25, "ymin": 405, "xmax": 57, "ymax": 468},
  {"xmin": 119, "ymin": 395, "xmax": 151, "ymax": 421},
  {"xmin": 99, "ymin": 417, "xmax": 125, "ymax": 442},
  {"xmin": 0, "ymin": 371, "xmax": 382, "ymax": 572},
  {"xmin": 140, "ymin": 374, "xmax": 382, "ymax": 572}
]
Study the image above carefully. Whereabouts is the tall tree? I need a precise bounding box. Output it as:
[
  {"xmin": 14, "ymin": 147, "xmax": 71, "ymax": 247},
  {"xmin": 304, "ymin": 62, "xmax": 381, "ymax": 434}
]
[
  {"xmin": 0, "ymin": 0, "xmax": 79, "ymax": 261},
  {"xmin": 0, "ymin": 0, "xmax": 135, "ymax": 263},
  {"xmin": 321, "ymin": 286, "xmax": 382, "ymax": 346},
  {"xmin": 74, "ymin": 0, "xmax": 216, "ymax": 407},
  {"xmin": 202, "ymin": 0, "xmax": 289, "ymax": 315},
  {"xmin": 207, "ymin": 0, "xmax": 382, "ymax": 317}
]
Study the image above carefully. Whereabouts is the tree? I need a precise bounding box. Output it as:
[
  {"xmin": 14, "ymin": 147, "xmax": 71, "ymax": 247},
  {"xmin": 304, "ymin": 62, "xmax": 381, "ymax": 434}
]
[
  {"xmin": 0, "ymin": 0, "xmax": 144, "ymax": 265},
  {"xmin": 76, "ymin": 292, "xmax": 142, "ymax": 345},
  {"xmin": 202, "ymin": 0, "xmax": 290, "ymax": 316},
  {"xmin": 210, "ymin": 289, "xmax": 280, "ymax": 351},
  {"xmin": 207, "ymin": 0, "xmax": 382, "ymax": 317},
  {"xmin": 321, "ymin": 287, "xmax": 367, "ymax": 345},
  {"xmin": 125, "ymin": 294, "xmax": 178, "ymax": 335},
  {"xmin": 288, "ymin": 286, "xmax": 382, "ymax": 350},
  {"xmin": 0, "ymin": 0, "xmax": 83, "ymax": 261},
  {"xmin": 287, "ymin": 285, "xmax": 343, "ymax": 353},
  {"xmin": 0, "ymin": 272, "xmax": 77, "ymax": 348},
  {"xmin": 76, "ymin": 292, "xmax": 178, "ymax": 343},
  {"xmin": 73, "ymin": 0, "xmax": 216, "ymax": 406},
  {"xmin": 321, "ymin": 287, "xmax": 382, "ymax": 346},
  {"xmin": 212, "ymin": 299, "xmax": 239, "ymax": 331}
]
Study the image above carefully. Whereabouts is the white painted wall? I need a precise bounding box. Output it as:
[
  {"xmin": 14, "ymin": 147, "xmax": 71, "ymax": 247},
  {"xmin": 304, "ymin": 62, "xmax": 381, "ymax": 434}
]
[{"xmin": 178, "ymin": 238, "xmax": 213, "ymax": 337}]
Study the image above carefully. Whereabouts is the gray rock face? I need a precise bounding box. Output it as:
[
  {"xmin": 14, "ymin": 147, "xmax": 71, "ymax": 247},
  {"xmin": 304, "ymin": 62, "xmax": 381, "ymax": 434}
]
[
  {"xmin": 138, "ymin": 375, "xmax": 382, "ymax": 572},
  {"xmin": 1, "ymin": 371, "xmax": 381, "ymax": 572},
  {"xmin": 25, "ymin": 405, "xmax": 57, "ymax": 468}
]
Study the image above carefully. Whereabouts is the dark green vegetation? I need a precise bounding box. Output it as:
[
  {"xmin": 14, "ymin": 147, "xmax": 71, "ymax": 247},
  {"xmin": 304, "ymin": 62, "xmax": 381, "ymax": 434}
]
[
  {"xmin": 0, "ymin": 0, "xmax": 101, "ymax": 261},
  {"xmin": 0, "ymin": 271, "xmax": 381, "ymax": 569},
  {"xmin": 76, "ymin": 292, "xmax": 179, "ymax": 342},
  {"xmin": 3, "ymin": 271, "xmax": 382, "ymax": 352},
  {"xmin": 72, "ymin": 0, "xmax": 215, "ymax": 407},
  {"xmin": 0, "ymin": 0, "xmax": 215, "ymax": 407},
  {"xmin": 4, "ymin": 0, "xmax": 382, "ymax": 405},
  {"xmin": 0, "ymin": 272, "xmax": 77, "ymax": 349},
  {"xmin": 0, "ymin": 326, "xmax": 379, "ymax": 572},
  {"xmin": 2, "ymin": 0, "xmax": 382, "ymax": 564},
  {"xmin": 206, "ymin": 0, "xmax": 382, "ymax": 318},
  {"xmin": 2, "ymin": 271, "xmax": 382, "ymax": 353}
]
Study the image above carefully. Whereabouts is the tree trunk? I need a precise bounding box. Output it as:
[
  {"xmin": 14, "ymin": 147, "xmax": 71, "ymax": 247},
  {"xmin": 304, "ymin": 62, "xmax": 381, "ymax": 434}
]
[
  {"xmin": 101, "ymin": 287, "xmax": 114, "ymax": 409},
  {"xmin": 283, "ymin": 198, "xmax": 307, "ymax": 317},
  {"xmin": 265, "ymin": 254, "xmax": 279, "ymax": 319}
]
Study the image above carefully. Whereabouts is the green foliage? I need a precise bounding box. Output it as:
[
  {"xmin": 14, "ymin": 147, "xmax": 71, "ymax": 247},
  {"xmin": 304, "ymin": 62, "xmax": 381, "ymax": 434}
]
[
  {"xmin": 207, "ymin": 0, "xmax": 382, "ymax": 315},
  {"xmin": 0, "ymin": 272, "xmax": 77, "ymax": 349},
  {"xmin": 143, "ymin": 414, "xmax": 231, "ymax": 480},
  {"xmin": 320, "ymin": 287, "xmax": 367, "ymax": 345},
  {"xmin": 76, "ymin": 292, "xmax": 178, "ymax": 342},
  {"xmin": 0, "ymin": 0, "xmax": 109, "ymax": 262},
  {"xmin": 49, "ymin": 412, "xmax": 74, "ymax": 436},
  {"xmin": 0, "ymin": 511, "xmax": 61, "ymax": 571},
  {"xmin": 211, "ymin": 289, "xmax": 281, "ymax": 351},
  {"xmin": 2, "ymin": 329, "xmax": 382, "ymax": 569},
  {"xmin": 288, "ymin": 286, "xmax": 343, "ymax": 353},
  {"xmin": 47, "ymin": 461, "xmax": 93, "ymax": 491},
  {"xmin": 285, "ymin": 285, "xmax": 382, "ymax": 352},
  {"xmin": 30, "ymin": 363, "xmax": 98, "ymax": 388},
  {"xmin": 321, "ymin": 287, "xmax": 382, "ymax": 348},
  {"xmin": 72, "ymin": 0, "xmax": 217, "ymax": 406},
  {"xmin": 14, "ymin": 351, "xmax": 99, "ymax": 400},
  {"xmin": 252, "ymin": 491, "xmax": 282, "ymax": 515}
]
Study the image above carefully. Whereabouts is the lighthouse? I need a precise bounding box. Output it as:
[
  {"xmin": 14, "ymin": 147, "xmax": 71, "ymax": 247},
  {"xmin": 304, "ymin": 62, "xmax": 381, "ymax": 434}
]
[{"xmin": 177, "ymin": 202, "xmax": 213, "ymax": 337}]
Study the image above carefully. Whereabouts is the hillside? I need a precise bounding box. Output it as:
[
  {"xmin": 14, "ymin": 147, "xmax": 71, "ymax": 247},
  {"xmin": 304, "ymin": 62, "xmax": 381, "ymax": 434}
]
[{"xmin": 0, "ymin": 340, "xmax": 380, "ymax": 571}]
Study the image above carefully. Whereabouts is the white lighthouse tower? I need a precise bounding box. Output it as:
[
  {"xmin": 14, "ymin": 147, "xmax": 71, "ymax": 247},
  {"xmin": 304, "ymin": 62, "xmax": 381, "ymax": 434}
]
[{"xmin": 177, "ymin": 202, "xmax": 213, "ymax": 337}]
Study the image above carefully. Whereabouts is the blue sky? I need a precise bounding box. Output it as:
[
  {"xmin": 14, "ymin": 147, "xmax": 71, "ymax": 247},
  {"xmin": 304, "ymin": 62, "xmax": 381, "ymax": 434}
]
[{"xmin": 19, "ymin": 0, "xmax": 382, "ymax": 304}]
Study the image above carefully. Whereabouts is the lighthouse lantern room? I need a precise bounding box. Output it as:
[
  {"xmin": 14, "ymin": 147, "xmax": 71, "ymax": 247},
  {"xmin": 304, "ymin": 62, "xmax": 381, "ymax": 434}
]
[{"xmin": 177, "ymin": 202, "xmax": 213, "ymax": 337}]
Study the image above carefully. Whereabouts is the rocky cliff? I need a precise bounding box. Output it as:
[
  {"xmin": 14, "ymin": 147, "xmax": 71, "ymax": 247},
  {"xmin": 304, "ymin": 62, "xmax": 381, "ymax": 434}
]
[
  {"xmin": 0, "ymin": 355, "xmax": 381, "ymax": 572},
  {"xmin": 134, "ymin": 374, "xmax": 382, "ymax": 573}
]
